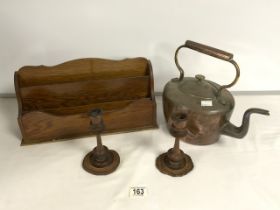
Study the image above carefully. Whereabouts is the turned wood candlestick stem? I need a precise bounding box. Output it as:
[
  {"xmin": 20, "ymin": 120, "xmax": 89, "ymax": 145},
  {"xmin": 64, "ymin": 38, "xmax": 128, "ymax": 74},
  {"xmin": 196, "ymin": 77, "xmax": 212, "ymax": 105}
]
[
  {"xmin": 96, "ymin": 133, "xmax": 103, "ymax": 151},
  {"xmin": 173, "ymin": 137, "xmax": 180, "ymax": 153}
]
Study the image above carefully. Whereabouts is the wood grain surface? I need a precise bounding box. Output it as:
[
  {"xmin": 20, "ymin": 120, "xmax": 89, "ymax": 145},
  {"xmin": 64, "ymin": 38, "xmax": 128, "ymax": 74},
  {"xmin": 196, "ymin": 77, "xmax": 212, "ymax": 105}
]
[{"xmin": 15, "ymin": 58, "xmax": 157, "ymax": 145}]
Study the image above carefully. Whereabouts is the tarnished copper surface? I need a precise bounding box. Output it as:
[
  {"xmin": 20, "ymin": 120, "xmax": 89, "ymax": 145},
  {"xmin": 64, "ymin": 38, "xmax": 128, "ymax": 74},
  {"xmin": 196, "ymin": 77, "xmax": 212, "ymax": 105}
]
[{"xmin": 164, "ymin": 40, "xmax": 269, "ymax": 145}]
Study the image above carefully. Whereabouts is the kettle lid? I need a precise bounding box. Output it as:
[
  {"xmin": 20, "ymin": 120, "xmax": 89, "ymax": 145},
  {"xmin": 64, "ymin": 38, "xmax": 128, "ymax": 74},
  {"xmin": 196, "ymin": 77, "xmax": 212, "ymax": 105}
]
[
  {"xmin": 178, "ymin": 74, "xmax": 217, "ymax": 99},
  {"xmin": 164, "ymin": 76, "xmax": 235, "ymax": 113}
]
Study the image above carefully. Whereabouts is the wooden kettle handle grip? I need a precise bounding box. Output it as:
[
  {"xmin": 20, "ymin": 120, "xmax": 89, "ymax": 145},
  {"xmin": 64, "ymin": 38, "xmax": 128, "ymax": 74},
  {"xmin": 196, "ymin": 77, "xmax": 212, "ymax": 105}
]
[{"xmin": 185, "ymin": 40, "xmax": 233, "ymax": 61}]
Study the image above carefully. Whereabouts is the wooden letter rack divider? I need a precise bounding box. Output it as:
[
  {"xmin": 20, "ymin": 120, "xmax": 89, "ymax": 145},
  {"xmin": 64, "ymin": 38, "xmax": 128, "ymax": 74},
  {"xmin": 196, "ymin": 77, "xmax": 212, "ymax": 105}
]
[{"xmin": 14, "ymin": 57, "xmax": 157, "ymax": 145}]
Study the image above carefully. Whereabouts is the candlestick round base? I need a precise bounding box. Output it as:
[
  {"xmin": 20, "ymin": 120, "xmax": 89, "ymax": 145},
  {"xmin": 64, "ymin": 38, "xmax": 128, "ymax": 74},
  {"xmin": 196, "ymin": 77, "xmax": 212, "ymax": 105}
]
[
  {"xmin": 156, "ymin": 151, "xmax": 193, "ymax": 177},
  {"xmin": 82, "ymin": 149, "xmax": 120, "ymax": 175}
]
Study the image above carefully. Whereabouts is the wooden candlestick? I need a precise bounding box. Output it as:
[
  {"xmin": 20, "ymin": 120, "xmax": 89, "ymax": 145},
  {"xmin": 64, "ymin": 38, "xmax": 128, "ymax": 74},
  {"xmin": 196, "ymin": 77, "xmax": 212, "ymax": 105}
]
[
  {"xmin": 156, "ymin": 113, "xmax": 193, "ymax": 177},
  {"xmin": 82, "ymin": 109, "xmax": 120, "ymax": 175}
]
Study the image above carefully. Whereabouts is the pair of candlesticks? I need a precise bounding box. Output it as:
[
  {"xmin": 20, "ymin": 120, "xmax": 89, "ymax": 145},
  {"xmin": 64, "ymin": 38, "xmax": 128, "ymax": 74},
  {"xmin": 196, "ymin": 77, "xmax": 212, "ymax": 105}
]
[{"xmin": 83, "ymin": 109, "xmax": 193, "ymax": 177}]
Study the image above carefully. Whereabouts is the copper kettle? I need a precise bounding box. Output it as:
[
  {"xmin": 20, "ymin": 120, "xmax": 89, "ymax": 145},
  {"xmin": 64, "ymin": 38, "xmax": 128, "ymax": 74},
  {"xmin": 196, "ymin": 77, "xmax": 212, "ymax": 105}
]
[{"xmin": 163, "ymin": 40, "xmax": 269, "ymax": 145}]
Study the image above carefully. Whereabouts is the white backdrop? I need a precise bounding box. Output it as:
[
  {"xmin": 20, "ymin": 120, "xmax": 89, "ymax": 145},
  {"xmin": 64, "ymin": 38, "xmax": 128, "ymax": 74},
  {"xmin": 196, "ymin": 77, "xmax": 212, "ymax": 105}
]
[{"xmin": 1, "ymin": 0, "xmax": 280, "ymax": 94}]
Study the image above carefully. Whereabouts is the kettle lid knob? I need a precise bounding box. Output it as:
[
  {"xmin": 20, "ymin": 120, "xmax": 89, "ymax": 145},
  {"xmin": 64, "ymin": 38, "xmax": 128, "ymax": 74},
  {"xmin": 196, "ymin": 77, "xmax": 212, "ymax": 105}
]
[{"xmin": 195, "ymin": 74, "xmax": 205, "ymax": 81}]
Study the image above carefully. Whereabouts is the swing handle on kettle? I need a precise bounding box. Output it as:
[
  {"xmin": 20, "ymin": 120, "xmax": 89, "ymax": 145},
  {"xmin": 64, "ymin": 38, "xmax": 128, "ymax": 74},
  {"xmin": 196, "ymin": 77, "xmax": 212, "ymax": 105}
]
[{"xmin": 174, "ymin": 40, "xmax": 240, "ymax": 93}]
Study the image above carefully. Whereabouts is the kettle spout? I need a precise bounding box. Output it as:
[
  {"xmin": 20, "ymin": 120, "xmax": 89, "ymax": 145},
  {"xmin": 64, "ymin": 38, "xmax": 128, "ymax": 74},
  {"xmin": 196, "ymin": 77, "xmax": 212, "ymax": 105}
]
[{"xmin": 222, "ymin": 108, "xmax": 270, "ymax": 138}]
